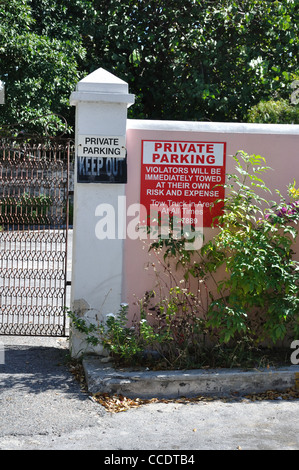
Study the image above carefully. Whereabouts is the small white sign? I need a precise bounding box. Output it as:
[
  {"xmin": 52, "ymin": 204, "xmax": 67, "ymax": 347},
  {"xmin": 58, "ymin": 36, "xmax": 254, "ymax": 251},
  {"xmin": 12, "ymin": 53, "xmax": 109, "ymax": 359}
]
[{"xmin": 78, "ymin": 135, "xmax": 126, "ymax": 158}]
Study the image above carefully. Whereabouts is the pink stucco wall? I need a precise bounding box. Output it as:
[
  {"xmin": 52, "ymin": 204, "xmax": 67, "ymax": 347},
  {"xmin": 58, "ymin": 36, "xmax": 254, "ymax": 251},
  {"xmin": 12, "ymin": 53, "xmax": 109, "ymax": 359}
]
[{"xmin": 123, "ymin": 120, "xmax": 299, "ymax": 319}]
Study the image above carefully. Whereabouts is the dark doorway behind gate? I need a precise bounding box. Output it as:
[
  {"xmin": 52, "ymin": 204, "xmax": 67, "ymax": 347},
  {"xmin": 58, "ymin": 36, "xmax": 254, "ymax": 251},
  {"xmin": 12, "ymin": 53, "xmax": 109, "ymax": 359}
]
[{"xmin": 0, "ymin": 138, "xmax": 74, "ymax": 336}]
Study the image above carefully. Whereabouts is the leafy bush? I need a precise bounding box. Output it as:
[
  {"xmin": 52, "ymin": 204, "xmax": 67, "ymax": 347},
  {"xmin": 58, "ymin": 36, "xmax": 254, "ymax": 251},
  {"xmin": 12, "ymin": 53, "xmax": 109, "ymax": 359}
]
[
  {"xmin": 140, "ymin": 151, "xmax": 299, "ymax": 349},
  {"xmin": 68, "ymin": 291, "xmax": 209, "ymax": 369},
  {"xmin": 68, "ymin": 303, "xmax": 167, "ymax": 366},
  {"xmin": 247, "ymin": 99, "xmax": 299, "ymax": 124},
  {"xmin": 202, "ymin": 151, "xmax": 299, "ymax": 345}
]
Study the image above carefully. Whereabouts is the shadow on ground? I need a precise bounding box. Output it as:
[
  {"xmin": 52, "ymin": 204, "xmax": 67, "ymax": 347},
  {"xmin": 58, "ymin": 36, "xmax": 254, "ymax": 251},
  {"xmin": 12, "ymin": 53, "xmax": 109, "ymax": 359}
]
[{"xmin": 0, "ymin": 339, "xmax": 85, "ymax": 399}]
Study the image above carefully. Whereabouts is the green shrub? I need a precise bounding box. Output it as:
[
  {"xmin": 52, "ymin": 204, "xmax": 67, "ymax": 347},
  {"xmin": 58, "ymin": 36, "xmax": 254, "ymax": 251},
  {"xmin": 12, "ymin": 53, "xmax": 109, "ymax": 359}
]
[
  {"xmin": 144, "ymin": 151, "xmax": 299, "ymax": 347},
  {"xmin": 247, "ymin": 99, "xmax": 299, "ymax": 124},
  {"xmin": 68, "ymin": 303, "xmax": 170, "ymax": 366},
  {"xmin": 202, "ymin": 151, "xmax": 299, "ymax": 345}
]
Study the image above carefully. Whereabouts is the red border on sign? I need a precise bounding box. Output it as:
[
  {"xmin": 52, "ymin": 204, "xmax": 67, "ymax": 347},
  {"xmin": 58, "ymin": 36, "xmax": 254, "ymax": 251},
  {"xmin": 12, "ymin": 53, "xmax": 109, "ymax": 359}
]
[{"xmin": 140, "ymin": 140, "xmax": 226, "ymax": 228}]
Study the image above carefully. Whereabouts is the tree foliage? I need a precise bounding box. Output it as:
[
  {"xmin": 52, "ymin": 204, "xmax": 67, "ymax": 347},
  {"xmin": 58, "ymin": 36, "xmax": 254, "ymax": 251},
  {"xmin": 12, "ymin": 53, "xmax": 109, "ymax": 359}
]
[
  {"xmin": 80, "ymin": 0, "xmax": 299, "ymax": 121},
  {"xmin": 247, "ymin": 98, "xmax": 299, "ymax": 124},
  {"xmin": 0, "ymin": 0, "xmax": 86, "ymax": 134},
  {"xmin": 0, "ymin": 0, "xmax": 298, "ymax": 134}
]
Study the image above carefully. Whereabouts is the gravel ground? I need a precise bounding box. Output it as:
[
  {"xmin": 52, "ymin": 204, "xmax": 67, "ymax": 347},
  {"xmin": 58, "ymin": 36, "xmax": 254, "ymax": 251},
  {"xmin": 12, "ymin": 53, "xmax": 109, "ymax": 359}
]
[{"xmin": 0, "ymin": 335, "xmax": 298, "ymax": 451}]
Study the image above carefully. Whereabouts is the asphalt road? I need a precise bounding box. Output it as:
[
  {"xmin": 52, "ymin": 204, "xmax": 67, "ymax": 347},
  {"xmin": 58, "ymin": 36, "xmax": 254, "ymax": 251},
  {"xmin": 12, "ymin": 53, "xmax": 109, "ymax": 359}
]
[{"xmin": 0, "ymin": 335, "xmax": 298, "ymax": 452}]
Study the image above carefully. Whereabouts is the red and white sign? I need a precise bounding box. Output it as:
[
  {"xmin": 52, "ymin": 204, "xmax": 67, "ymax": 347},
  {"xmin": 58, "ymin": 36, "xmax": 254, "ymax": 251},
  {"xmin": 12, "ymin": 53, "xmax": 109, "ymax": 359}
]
[{"xmin": 140, "ymin": 140, "xmax": 226, "ymax": 227}]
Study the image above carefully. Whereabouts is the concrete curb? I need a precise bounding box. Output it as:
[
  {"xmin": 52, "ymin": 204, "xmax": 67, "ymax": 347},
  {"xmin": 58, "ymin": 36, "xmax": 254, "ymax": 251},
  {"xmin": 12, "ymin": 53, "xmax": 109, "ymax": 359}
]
[{"xmin": 82, "ymin": 356, "xmax": 299, "ymax": 399}]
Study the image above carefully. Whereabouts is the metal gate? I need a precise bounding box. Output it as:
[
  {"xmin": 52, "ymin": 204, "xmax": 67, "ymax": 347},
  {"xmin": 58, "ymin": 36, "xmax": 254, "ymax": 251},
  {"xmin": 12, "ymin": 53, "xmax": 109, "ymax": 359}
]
[{"xmin": 0, "ymin": 137, "xmax": 73, "ymax": 336}]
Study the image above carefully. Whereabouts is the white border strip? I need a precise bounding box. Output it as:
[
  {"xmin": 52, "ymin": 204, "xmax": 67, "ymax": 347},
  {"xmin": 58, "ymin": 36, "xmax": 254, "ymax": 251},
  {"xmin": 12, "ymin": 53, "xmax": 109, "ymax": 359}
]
[{"xmin": 127, "ymin": 119, "xmax": 299, "ymax": 135}]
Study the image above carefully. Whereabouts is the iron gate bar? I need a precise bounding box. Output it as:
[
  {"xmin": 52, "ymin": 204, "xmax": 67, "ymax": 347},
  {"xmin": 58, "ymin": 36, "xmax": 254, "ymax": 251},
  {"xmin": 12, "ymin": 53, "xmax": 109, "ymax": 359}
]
[{"xmin": 0, "ymin": 138, "xmax": 74, "ymax": 336}]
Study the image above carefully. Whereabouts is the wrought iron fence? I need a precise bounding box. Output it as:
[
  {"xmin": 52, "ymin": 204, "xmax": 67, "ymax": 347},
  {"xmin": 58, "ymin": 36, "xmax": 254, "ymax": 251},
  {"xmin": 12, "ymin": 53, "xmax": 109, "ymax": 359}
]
[{"xmin": 0, "ymin": 136, "xmax": 74, "ymax": 336}]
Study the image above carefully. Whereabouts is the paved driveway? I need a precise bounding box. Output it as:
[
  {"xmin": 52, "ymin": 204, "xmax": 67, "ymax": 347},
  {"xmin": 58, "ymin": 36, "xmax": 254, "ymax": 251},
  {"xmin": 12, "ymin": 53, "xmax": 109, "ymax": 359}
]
[{"xmin": 0, "ymin": 336, "xmax": 298, "ymax": 451}]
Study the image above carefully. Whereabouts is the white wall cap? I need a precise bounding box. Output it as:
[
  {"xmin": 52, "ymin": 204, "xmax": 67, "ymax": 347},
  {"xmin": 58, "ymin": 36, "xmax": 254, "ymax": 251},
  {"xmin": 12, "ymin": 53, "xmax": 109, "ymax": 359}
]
[
  {"xmin": 127, "ymin": 119, "xmax": 299, "ymax": 135},
  {"xmin": 70, "ymin": 91, "xmax": 135, "ymax": 106}
]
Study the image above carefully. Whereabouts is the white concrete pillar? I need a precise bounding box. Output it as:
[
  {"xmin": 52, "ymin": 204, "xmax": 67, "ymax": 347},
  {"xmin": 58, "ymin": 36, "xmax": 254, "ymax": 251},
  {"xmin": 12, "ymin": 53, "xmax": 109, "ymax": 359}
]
[{"xmin": 69, "ymin": 68, "xmax": 134, "ymax": 356}]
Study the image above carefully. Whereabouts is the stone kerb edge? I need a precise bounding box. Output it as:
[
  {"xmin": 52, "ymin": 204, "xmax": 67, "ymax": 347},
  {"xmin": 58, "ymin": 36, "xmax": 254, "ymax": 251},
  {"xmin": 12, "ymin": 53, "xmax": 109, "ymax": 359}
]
[{"xmin": 83, "ymin": 357, "xmax": 299, "ymax": 399}]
